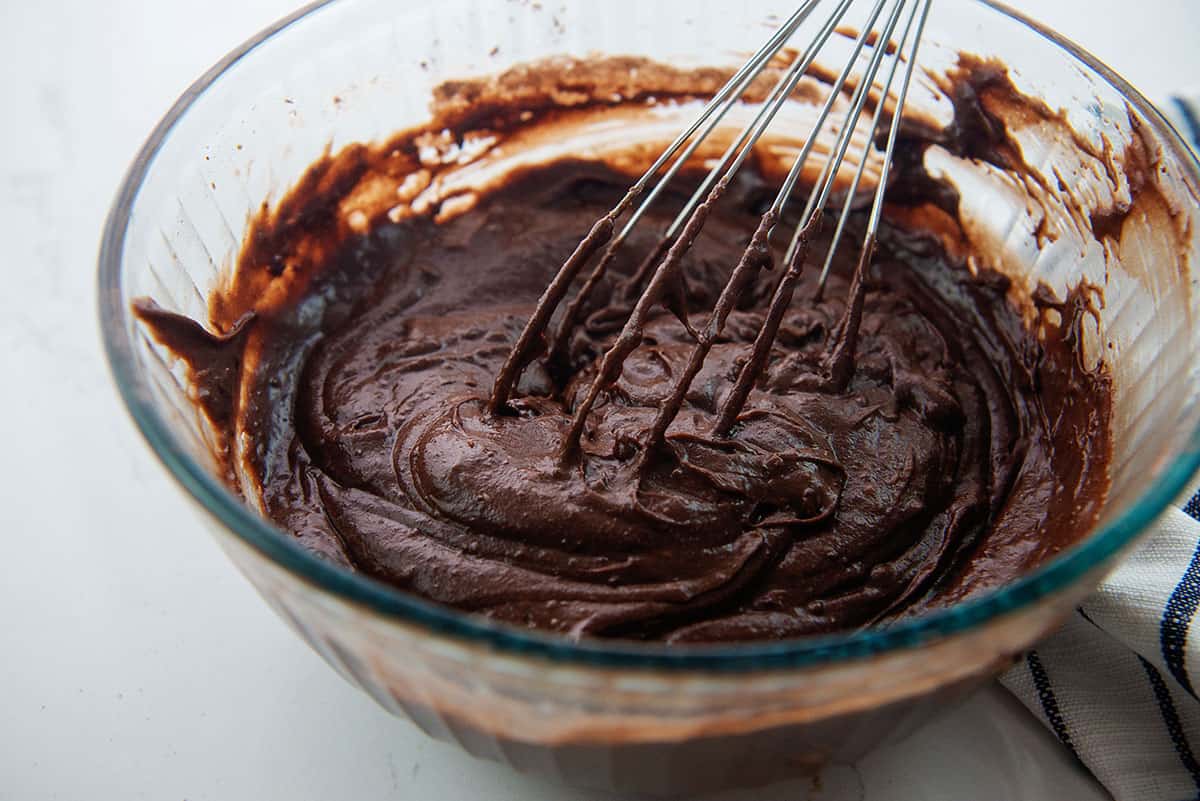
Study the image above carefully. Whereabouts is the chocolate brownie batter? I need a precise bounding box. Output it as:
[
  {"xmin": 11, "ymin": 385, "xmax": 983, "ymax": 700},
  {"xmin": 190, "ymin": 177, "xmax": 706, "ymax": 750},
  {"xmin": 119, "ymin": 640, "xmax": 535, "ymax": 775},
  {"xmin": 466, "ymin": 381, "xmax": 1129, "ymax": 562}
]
[{"xmin": 136, "ymin": 56, "xmax": 1111, "ymax": 643}]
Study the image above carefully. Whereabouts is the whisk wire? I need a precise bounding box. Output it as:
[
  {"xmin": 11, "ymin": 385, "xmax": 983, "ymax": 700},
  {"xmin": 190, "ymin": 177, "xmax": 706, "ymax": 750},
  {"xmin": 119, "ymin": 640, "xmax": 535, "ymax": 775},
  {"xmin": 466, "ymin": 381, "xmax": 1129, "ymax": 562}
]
[
  {"xmin": 557, "ymin": 0, "xmax": 873, "ymax": 455},
  {"xmin": 814, "ymin": 0, "xmax": 925, "ymax": 292},
  {"xmin": 488, "ymin": 0, "xmax": 934, "ymax": 466},
  {"xmin": 489, "ymin": 0, "xmax": 821, "ymax": 413},
  {"xmin": 546, "ymin": 0, "xmax": 859, "ymax": 366},
  {"xmin": 632, "ymin": 0, "xmax": 898, "ymax": 456},
  {"xmin": 868, "ymin": 1, "xmax": 930, "ymax": 238},
  {"xmin": 712, "ymin": 0, "xmax": 920, "ymax": 435}
]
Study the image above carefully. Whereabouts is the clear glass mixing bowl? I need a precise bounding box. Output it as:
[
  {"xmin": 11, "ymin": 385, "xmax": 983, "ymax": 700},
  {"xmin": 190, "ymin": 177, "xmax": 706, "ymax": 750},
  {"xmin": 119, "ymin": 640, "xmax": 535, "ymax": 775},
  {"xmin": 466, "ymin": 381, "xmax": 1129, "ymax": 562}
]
[{"xmin": 99, "ymin": 0, "xmax": 1200, "ymax": 795}]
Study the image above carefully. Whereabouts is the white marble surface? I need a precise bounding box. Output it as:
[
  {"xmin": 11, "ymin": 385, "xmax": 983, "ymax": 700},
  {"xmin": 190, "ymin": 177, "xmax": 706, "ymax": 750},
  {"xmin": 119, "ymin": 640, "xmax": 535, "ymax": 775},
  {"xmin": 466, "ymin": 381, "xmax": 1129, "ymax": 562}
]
[{"xmin": 2, "ymin": 1, "xmax": 1197, "ymax": 799}]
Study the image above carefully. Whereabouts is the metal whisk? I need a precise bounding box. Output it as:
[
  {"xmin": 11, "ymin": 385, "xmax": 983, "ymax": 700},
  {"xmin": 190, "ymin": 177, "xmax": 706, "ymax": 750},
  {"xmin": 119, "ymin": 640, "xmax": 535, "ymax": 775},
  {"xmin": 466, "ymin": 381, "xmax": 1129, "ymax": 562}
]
[{"xmin": 489, "ymin": 0, "xmax": 932, "ymax": 462}]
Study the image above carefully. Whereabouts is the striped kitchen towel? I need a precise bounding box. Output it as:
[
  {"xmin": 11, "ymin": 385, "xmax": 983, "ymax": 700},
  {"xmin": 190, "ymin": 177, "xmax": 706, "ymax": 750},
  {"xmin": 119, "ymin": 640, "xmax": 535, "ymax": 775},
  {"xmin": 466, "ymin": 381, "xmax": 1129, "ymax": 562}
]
[
  {"xmin": 1000, "ymin": 94, "xmax": 1200, "ymax": 801},
  {"xmin": 1000, "ymin": 502, "xmax": 1200, "ymax": 801}
]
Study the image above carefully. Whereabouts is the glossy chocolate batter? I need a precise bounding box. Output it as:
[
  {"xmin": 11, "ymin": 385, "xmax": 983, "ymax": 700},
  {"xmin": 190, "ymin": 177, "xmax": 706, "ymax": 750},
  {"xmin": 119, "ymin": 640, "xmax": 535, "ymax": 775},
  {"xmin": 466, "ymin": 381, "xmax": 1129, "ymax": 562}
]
[{"xmin": 136, "ymin": 56, "xmax": 1111, "ymax": 643}]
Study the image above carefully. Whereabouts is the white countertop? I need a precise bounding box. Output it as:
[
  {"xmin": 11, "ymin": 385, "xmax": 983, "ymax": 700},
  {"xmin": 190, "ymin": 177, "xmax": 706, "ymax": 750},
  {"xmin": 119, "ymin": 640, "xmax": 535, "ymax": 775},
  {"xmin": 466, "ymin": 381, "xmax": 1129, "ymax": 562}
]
[{"xmin": 2, "ymin": 2, "xmax": 1197, "ymax": 799}]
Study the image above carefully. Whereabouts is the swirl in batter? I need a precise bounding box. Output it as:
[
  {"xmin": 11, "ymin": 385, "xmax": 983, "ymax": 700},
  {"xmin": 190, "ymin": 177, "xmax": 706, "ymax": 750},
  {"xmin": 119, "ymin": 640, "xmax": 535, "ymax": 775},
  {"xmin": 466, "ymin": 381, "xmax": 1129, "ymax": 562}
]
[{"xmin": 135, "ymin": 58, "xmax": 1111, "ymax": 643}]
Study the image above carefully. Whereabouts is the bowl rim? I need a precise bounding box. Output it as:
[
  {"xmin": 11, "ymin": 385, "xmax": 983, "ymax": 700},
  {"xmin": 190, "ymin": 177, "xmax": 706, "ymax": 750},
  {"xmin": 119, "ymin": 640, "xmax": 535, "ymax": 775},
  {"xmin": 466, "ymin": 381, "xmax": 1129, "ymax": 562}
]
[{"xmin": 98, "ymin": 0, "xmax": 1200, "ymax": 672}]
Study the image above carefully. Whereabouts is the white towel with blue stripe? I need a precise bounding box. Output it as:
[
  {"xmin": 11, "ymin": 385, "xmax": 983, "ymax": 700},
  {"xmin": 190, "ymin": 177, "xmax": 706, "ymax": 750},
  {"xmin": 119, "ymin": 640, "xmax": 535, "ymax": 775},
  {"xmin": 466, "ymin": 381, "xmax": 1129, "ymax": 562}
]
[
  {"xmin": 1001, "ymin": 502, "xmax": 1200, "ymax": 801},
  {"xmin": 999, "ymin": 93, "xmax": 1200, "ymax": 801}
]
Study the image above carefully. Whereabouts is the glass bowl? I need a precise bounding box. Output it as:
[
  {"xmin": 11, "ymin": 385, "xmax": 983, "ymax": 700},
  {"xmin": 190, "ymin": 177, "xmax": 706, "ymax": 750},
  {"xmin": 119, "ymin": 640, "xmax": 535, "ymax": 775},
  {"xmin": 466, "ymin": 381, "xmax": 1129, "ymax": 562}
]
[{"xmin": 99, "ymin": 0, "xmax": 1200, "ymax": 795}]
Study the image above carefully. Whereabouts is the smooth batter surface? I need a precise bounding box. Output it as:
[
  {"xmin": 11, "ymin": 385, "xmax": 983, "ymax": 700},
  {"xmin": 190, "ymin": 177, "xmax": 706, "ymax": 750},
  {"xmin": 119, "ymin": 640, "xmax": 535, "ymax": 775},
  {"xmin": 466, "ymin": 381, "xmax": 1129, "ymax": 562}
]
[{"xmin": 136, "ymin": 57, "xmax": 1112, "ymax": 643}]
